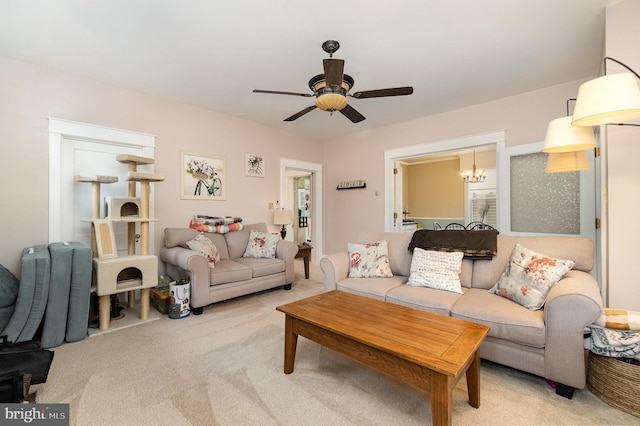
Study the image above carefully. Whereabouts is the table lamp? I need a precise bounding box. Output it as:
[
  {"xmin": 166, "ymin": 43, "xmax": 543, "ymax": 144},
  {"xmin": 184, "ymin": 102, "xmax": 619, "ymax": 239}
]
[{"xmin": 273, "ymin": 209, "xmax": 293, "ymax": 239}]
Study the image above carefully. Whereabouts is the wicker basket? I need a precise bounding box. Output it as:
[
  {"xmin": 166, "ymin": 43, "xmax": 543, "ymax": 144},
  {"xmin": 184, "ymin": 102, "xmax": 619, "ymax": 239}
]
[{"xmin": 587, "ymin": 352, "xmax": 640, "ymax": 418}]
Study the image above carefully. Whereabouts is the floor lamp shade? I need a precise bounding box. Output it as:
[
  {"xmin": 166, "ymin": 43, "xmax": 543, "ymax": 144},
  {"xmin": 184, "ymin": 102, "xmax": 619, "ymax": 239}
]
[
  {"xmin": 545, "ymin": 150, "xmax": 590, "ymax": 173},
  {"xmin": 572, "ymin": 73, "xmax": 640, "ymax": 127},
  {"xmin": 543, "ymin": 116, "xmax": 596, "ymax": 153}
]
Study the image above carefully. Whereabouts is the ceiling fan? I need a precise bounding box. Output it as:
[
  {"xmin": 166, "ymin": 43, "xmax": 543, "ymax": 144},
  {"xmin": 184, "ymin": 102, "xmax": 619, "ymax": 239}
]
[{"xmin": 253, "ymin": 40, "xmax": 414, "ymax": 123}]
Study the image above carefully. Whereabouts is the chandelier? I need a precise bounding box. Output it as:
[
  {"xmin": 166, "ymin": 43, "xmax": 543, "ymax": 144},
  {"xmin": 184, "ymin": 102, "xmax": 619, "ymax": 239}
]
[{"xmin": 460, "ymin": 150, "xmax": 486, "ymax": 183}]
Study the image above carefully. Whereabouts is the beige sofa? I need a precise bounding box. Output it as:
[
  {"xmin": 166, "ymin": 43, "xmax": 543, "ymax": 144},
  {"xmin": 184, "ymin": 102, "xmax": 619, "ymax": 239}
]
[
  {"xmin": 320, "ymin": 230, "xmax": 603, "ymax": 399},
  {"xmin": 160, "ymin": 223, "xmax": 298, "ymax": 315}
]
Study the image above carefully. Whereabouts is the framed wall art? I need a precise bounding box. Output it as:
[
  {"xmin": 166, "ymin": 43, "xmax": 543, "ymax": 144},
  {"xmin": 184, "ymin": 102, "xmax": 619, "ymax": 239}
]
[
  {"xmin": 181, "ymin": 151, "xmax": 226, "ymax": 200},
  {"xmin": 245, "ymin": 153, "xmax": 265, "ymax": 177}
]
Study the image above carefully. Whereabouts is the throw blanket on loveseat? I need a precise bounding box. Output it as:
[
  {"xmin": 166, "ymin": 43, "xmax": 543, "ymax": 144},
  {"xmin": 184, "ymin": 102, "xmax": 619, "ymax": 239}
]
[
  {"xmin": 408, "ymin": 229, "xmax": 498, "ymax": 260},
  {"xmin": 189, "ymin": 215, "xmax": 243, "ymax": 234}
]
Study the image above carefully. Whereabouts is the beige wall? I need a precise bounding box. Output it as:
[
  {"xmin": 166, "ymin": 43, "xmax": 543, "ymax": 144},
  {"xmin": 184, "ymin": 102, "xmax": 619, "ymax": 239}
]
[
  {"xmin": 0, "ymin": 57, "xmax": 322, "ymax": 274},
  {"xmin": 407, "ymin": 159, "xmax": 464, "ymax": 218},
  {"xmin": 604, "ymin": 0, "xmax": 640, "ymax": 310}
]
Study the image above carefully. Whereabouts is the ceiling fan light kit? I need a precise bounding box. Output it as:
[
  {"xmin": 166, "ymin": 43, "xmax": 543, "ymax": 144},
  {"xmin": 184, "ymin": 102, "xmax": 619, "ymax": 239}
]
[{"xmin": 253, "ymin": 40, "xmax": 414, "ymax": 123}]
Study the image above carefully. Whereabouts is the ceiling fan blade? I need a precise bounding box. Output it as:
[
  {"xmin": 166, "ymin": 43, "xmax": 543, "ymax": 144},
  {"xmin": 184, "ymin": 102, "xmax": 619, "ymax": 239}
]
[
  {"xmin": 284, "ymin": 105, "xmax": 317, "ymax": 121},
  {"xmin": 323, "ymin": 58, "xmax": 345, "ymax": 88},
  {"xmin": 351, "ymin": 86, "xmax": 414, "ymax": 99},
  {"xmin": 253, "ymin": 89, "xmax": 313, "ymax": 97},
  {"xmin": 339, "ymin": 104, "xmax": 366, "ymax": 123}
]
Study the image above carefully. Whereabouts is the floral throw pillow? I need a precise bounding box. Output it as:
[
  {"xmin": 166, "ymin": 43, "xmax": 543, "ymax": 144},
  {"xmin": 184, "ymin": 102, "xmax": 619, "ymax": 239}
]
[
  {"xmin": 243, "ymin": 229, "xmax": 279, "ymax": 259},
  {"xmin": 348, "ymin": 240, "xmax": 393, "ymax": 278},
  {"xmin": 407, "ymin": 248, "xmax": 464, "ymax": 294},
  {"xmin": 186, "ymin": 232, "xmax": 220, "ymax": 268},
  {"xmin": 489, "ymin": 244, "xmax": 575, "ymax": 310}
]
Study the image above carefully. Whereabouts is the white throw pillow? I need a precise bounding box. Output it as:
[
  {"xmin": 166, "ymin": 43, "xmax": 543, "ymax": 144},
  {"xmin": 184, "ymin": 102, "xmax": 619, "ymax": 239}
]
[{"xmin": 407, "ymin": 248, "xmax": 464, "ymax": 294}]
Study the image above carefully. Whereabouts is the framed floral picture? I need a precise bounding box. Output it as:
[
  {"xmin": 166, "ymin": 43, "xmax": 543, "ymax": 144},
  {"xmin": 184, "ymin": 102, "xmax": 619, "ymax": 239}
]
[
  {"xmin": 245, "ymin": 153, "xmax": 265, "ymax": 177},
  {"xmin": 181, "ymin": 152, "xmax": 226, "ymax": 200}
]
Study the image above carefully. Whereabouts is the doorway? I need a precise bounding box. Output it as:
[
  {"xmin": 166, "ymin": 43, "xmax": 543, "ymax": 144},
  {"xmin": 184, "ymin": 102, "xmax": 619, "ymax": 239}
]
[
  {"xmin": 384, "ymin": 130, "xmax": 506, "ymax": 231},
  {"xmin": 280, "ymin": 158, "xmax": 323, "ymax": 263},
  {"xmin": 48, "ymin": 118, "xmax": 156, "ymax": 252}
]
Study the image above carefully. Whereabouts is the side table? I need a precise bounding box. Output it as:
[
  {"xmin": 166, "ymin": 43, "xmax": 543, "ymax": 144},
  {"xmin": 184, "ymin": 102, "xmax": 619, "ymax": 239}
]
[{"xmin": 295, "ymin": 245, "xmax": 312, "ymax": 279}]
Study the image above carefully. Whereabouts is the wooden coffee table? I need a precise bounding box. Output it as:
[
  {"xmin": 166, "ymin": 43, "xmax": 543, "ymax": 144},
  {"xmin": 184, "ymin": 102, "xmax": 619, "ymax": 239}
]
[{"xmin": 276, "ymin": 290, "xmax": 489, "ymax": 426}]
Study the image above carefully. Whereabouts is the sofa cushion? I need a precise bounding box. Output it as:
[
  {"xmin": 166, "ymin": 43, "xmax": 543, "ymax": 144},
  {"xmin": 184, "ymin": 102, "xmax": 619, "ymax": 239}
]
[
  {"xmin": 208, "ymin": 260, "xmax": 253, "ymax": 285},
  {"xmin": 243, "ymin": 229, "xmax": 280, "ymax": 259},
  {"xmin": 186, "ymin": 232, "xmax": 221, "ymax": 267},
  {"xmin": 489, "ymin": 244, "xmax": 574, "ymax": 310},
  {"xmin": 336, "ymin": 276, "xmax": 406, "ymax": 301},
  {"xmin": 234, "ymin": 257, "xmax": 285, "ymax": 278},
  {"xmin": 407, "ymin": 248, "xmax": 464, "ymax": 294},
  {"xmin": 164, "ymin": 227, "xmax": 199, "ymax": 248},
  {"xmin": 348, "ymin": 240, "xmax": 393, "ymax": 278},
  {"xmin": 471, "ymin": 235, "xmax": 592, "ymax": 289},
  {"xmin": 386, "ymin": 284, "xmax": 465, "ymax": 317},
  {"xmin": 164, "ymin": 228, "xmax": 229, "ymax": 259},
  {"xmin": 451, "ymin": 288, "xmax": 546, "ymax": 348}
]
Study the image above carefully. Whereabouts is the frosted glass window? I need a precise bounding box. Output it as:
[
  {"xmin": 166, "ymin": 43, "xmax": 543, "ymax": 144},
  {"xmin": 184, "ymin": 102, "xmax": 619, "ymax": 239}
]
[{"xmin": 510, "ymin": 152, "xmax": 580, "ymax": 234}]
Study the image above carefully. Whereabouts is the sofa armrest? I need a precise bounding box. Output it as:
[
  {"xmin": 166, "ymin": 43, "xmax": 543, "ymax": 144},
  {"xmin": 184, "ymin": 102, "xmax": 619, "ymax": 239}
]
[
  {"xmin": 543, "ymin": 270, "xmax": 603, "ymax": 389},
  {"xmin": 276, "ymin": 240, "xmax": 298, "ymax": 284},
  {"xmin": 159, "ymin": 246, "xmax": 209, "ymax": 308},
  {"xmin": 319, "ymin": 252, "xmax": 349, "ymax": 291}
]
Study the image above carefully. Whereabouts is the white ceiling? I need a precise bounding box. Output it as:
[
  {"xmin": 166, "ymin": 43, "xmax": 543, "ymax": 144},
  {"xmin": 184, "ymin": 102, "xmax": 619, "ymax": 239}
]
[{"xmin": 0, "ymin": 1, "xmax": 616, "ymax": 142}]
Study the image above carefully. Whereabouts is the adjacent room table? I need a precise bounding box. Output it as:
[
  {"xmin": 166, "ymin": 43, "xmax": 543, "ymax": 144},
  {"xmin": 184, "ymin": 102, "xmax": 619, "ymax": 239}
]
[
  {"xmin": 294, "ymin": 244, "xmax": 312, "ymax": 279},
  {"xmin": 276, "ymin": 290, "xmax": 489, "ymax": 426}
]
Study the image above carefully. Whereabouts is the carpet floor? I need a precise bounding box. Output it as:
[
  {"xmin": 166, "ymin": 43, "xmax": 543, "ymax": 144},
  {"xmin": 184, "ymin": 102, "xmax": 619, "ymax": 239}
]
[{"xmin": 35, "ymin": 263, "xmax": 638, "ymax": 425}]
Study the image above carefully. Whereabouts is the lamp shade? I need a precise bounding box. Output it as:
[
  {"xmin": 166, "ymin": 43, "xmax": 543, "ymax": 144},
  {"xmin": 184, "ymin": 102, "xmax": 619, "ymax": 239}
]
[
  {"xmin": 542, "ymin": 116, "xmax": 596, "ymax": 153},
  {"xmin": 315, "ymin": 93, "xmax": 348, "ymax": 111},
  {"xmin": 572, "ymin": 73, "xmax": 640, "ymax": 127},
  {"xmin": 545, "ymin": 150, "xmax": 590, "ymax": 173},
  {"xmin": 273, "ymin": 209, "xmax": 293, "ymax": 225}
]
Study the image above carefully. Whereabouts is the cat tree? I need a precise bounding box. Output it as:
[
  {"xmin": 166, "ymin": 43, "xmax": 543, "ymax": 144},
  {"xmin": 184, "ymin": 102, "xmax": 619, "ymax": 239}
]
[{"xmin": 76, "ymin": 154, "xmax": 164, "ymax": 330}]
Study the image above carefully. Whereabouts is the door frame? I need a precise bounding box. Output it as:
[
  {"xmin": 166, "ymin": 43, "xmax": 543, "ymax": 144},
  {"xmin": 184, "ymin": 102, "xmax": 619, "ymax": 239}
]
[
  {"xmin": 384, "ymin": 130, "xmax": 506, "ymax": 231},
  {"xmin": 48, "ymin": 117, "xmax": 156, "ymax": 243},
  {"xmin": 280, "ymin": 158, "xmax": 323, "ymax": 263}
]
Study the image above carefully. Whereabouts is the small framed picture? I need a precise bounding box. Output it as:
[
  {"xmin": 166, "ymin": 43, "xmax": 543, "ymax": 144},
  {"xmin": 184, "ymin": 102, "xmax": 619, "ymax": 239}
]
[
  {"xmin": 245, "ymin": 153, "xmax": 265, "ymax": 177},
  {"xmin": 181, "ymin": 151, "xmax": 226, "ymax": 200}
]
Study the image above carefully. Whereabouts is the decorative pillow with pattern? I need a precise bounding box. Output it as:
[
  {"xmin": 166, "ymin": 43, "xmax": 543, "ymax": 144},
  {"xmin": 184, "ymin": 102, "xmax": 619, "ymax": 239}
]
[
  {"xmin": 243, "ymin": 229, "xmax": 280, "ymax": 259},
  {"xmin": 186, "ymin": 232, "xmax": 221, "ymax": 268},
  {"xmin": 489, "ymin": 244, "xmax": 575, "ymax": 310},
  {"xmin": 348, "ymin": 240, "xmax": 393, "ymax": 278},
  {"xmin": 407, "ymin": 248, "xmax": 464, "ymax": 294}
]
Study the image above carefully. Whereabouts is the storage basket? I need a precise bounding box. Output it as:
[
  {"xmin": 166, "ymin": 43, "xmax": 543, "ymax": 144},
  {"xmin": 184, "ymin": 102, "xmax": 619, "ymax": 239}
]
[
  {"xmin": 587, "ymin": 352, "xmax": 640, "ymax": 418},
  {"xmin": 151, "ymin": 286, "xmax": 170, "ymax": 315}
]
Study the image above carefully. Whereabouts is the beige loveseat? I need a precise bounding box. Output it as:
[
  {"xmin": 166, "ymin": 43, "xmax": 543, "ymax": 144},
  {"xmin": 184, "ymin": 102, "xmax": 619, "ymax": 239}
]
[
  {"xmin": 160, "ymin": 223, "xmax": 298, "ymax": 315},
  {"xmin": 320, "ymin": 230, "xmax": 603, "ymax": 399}
]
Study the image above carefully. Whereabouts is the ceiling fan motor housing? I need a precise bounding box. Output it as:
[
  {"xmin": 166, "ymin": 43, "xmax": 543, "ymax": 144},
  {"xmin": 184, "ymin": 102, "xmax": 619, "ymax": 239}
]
[{"xmin": 309, "ymin": 74, "xmax": 354, "ymax": 111}]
